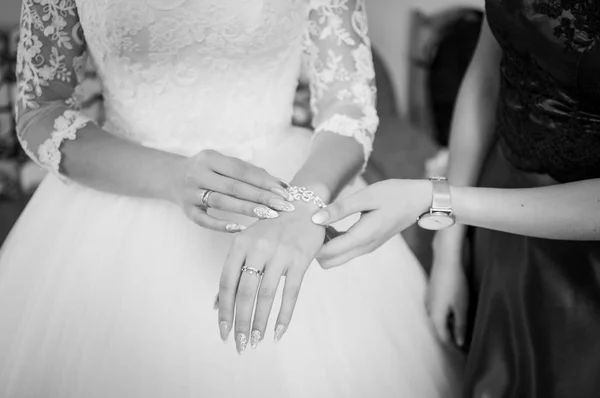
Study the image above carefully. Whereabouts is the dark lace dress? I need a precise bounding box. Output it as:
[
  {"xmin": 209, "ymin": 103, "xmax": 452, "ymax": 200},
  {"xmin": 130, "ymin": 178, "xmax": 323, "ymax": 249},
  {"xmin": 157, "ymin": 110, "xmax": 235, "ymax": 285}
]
[{"xmin": 466, "ymin": 1, "xmax": 600, "ymax": 397}]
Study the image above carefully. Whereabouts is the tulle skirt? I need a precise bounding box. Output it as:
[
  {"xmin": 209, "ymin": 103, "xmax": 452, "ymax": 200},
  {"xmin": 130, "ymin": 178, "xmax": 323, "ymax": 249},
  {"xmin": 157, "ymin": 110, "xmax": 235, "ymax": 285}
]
[{"xmin": 0, "ymin": 127, "xmax": 462, "ymax": 397}]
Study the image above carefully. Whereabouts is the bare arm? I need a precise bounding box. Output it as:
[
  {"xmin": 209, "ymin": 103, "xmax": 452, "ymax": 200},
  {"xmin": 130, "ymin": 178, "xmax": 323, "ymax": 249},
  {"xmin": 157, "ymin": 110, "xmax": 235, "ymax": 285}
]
[
  {"xmin": 427, "ymin": 16, "xmax": 502, "ymax": 344},
  {"xmin": 435, "ymin": 16, "xmax": 503, "ymax": 248},
  {"xmin": 440, "ymin": 16, "xmax": 600, "ymax": 241},
  {"xmin": 446, "ymin": 16, "xmax": 502, "ymax": 190},
  {"xmin": 16, "ymin": 1, "xmax": 290, "ymax": 231},
  {"xmin": 451, "ymin": 181, "xmax": 600, "ymax": 240}
]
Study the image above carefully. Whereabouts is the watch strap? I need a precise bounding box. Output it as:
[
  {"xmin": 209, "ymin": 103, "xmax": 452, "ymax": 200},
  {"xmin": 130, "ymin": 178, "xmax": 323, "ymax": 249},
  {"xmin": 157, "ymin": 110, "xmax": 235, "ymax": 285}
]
[{"xmin": 429, "ymin": 177, "xmax": 452, "ymax": 212}]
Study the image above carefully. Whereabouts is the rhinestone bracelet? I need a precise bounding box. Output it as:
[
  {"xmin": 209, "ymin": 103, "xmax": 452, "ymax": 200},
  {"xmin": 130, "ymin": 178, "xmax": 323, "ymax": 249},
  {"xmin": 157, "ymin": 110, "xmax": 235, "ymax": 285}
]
[{"xmin": 286, "ymin": 185, "xmax": 326, "ymax": 209}]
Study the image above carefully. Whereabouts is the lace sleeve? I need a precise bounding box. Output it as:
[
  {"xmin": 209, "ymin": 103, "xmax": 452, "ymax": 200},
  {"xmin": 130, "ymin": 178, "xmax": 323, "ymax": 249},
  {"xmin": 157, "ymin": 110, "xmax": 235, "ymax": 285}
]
[
  {"xmin": 15, "ymin": 0, "xmax": 92, "ymax": 180},
  {"xmin": 303, "ymin": 0, "xmax": 379, "ymax": 171}
]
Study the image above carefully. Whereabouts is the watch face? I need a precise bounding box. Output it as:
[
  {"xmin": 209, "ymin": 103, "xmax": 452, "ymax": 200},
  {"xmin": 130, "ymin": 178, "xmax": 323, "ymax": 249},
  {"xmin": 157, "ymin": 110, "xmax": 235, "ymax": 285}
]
[{"xmin": 417, "ymin": 212, "xmax": 455, "ymax": 230}]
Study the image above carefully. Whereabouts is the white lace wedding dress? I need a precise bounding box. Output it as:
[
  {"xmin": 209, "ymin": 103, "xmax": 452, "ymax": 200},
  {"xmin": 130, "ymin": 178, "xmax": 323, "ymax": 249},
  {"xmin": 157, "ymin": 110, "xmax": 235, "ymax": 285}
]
[{"xmin": 0, "ymin": 1, "xmax": 461, "ymax": 397}]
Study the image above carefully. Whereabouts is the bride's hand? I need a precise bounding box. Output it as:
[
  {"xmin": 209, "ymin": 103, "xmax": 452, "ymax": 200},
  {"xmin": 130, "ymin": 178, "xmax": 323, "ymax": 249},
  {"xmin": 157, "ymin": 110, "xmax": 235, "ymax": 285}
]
[
  {"xmin": 169, "ymin": 149, "xmax": 295, "ymax": 232},
  {"xmin": 217, "ymin": 203, "xmax": 325, "ymax": 353},
  {"xmin": 312, "ymin": 179, "xmax": 431, "ymax": 268}
]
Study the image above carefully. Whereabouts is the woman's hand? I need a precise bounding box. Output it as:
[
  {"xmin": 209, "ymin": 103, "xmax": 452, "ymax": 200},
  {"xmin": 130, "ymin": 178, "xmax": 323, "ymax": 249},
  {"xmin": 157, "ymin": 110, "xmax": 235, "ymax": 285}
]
[
  {"xmin": 217, "ymin": 203, "xmax": 325, "ymax": 353},
  {"xmin": 169, "ymin": 149, "xmax": 295, "ymax": 232},
  {"xmin": 312, "ymin": 179, "xmax": 431, "ymax": 268},
  {"xmin": 425, "ymin": 229, "xmax": 469, "ymax": 348}
]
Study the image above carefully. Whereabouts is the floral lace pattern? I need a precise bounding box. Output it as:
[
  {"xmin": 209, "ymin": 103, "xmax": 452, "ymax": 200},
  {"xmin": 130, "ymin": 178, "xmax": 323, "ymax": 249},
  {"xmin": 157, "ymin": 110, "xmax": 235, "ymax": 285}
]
[
  {"xmin": 532, "ymin": 0, "xmax": 600, "ymax": 53},
  {"xmin": 38, "ymin": 109, "xmax": 91, "ymax": 176},
  {"xmin": 304, "ymin": 0, "xmax": 378, "ymax": 169},
  {"xmin": 16, "ymin": 0, "xmax": 89, "ymax": 176},
  {"xmin": 16, "ymin": 0, "xmax": 379, "ymax": 178}
]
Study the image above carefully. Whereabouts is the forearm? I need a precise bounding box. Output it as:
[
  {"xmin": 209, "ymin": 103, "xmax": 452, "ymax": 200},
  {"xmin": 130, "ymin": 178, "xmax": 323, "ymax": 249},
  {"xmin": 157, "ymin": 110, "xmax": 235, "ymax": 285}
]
[
  {"xmin": 59, "ymin": 124, "xmax": 183, "ymax": 202},
  {"xmin": 438, "ymin": 16, "xmax": 502, "ymax": 246},
  {"xmin": 446, "ymin": 69, "xmax": 498, "ymax": 187},
  {"xmin": 451, "ymin": 180, "xmax": 600, "ymax": 240},
  {"xmin": 290, "ymin": 131, "xmax": 363, "ymax": 204},
  {"xmin": 16, "ymin": 1, "xmax": 184, "ymax": 203},
  {"xmin": 440, "ymin": 65, "xmax": 499, "ymax": 245},
  {"xmin": 446, "ymin": 17, "xmax": 501, "ymax": 189},
  {"xmin": 299, "ymin": 0, "xmax": 377, "ymax": 205}
]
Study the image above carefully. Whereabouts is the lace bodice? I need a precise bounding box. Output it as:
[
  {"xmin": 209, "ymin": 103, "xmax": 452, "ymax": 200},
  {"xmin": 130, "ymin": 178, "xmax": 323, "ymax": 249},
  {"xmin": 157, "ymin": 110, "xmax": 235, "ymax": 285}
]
[
  {"xmin": 15, "ymin": 0, "xmax": 378, "ymax": 178},
  {"xmin": 486, "ymin": 0, "xmax": 600, "ymax": 182}
]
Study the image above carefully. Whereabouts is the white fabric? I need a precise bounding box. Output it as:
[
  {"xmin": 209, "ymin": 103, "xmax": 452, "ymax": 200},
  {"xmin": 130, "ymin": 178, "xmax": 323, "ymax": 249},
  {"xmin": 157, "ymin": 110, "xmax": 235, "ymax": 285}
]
[
  {"xmin": 1, "ymin": 0, "xmax": 463, "ymax": 397},
  {"xmin": 15, "ymin": 0, "xmax": 378, "ymax": 172}
]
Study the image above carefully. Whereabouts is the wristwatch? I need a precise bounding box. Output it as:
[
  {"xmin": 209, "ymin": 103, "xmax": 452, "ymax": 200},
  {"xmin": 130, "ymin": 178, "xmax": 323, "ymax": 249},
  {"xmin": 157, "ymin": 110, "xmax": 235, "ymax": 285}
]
[{"xmin": 417, "ymin": 176, "xmax": 456, "ymax": 230}]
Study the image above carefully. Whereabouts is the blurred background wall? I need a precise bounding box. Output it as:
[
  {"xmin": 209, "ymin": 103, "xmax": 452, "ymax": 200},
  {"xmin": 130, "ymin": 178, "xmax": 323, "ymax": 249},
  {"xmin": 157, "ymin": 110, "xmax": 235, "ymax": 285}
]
[
  {"xmin": 0, "ymin": 1, "xmax": 20, "ymax": 28},
  {"xmin": 367, "ymin": 0, "xmax": 481, "ymax": 115}
]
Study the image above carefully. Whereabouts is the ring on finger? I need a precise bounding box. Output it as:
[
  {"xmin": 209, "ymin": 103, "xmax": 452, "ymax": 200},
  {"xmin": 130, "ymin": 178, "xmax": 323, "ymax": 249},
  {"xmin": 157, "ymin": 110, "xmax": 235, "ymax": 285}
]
[
  {"xmin": 241, "ymin": 266, "xmax": 264, "ymax": 277},
  {"xmin": 199, "ymin": 189, "xmax": 214, "ymax": 208}
]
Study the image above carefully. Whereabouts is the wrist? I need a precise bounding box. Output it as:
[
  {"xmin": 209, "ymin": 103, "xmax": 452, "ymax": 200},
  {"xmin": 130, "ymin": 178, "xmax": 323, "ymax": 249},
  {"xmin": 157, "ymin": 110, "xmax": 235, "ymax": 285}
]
[
  {"xmin": 284, "ymin": 183, "xmax": 329, "ymax": 211},
  {"xmin": 284, "ymin": 200, "xmax": 325, "ymax": 223},
  {"xmin": 434, "ymin": 230, "xmax": 465, "ymax": 252},
  {"xmin": 431, "ymin": 256, "xmax": 464, "ymax": 272},
  {"xmin": 160, "ymin": 154, "xmax": 188, "ymax": 204},
  {"xmin": 279, "ymin": 191, "xmax": 327, "ymax": 226},
  {"xmin": 278, "ymin": 203, "xmax": 326, "ymax": 238},
  {"xmin": 449, "ymin": 185, "xmax": 470, "ymax": 225},
  {"xmin": 288, "ymin": 179, "xmax": 333, "ymax": 204},
  {"xmin": 415, "ymin": 179, "xmax": 434, "ymax": 215},
  {"xmin": 416, "ymin": 177, "xmax": 457, "ymax": 230}
]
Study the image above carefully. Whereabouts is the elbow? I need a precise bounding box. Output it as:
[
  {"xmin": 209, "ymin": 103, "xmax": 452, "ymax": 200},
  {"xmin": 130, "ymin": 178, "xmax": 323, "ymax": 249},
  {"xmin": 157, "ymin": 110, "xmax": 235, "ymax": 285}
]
[{"xmin": 15, "ymin": 107, "xmax": 36, "ymax": 149}]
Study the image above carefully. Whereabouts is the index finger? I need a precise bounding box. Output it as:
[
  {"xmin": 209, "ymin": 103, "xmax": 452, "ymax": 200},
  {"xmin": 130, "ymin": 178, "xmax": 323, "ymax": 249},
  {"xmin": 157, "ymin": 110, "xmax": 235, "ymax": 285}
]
[
  {"xmin": 316, "ymin": 213, "xmax": 380, "ymax": 266},
  {"xmin": 207, "ymin": 151, "xmax": 290, "ymax": 198},
  {"xmin": 311, "ymin": 189, "xmax": 377, "ymax": 226}
]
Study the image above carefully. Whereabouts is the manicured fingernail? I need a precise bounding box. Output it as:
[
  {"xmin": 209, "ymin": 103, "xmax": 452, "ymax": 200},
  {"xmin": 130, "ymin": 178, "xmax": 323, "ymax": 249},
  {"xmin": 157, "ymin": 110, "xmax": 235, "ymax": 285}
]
[
  {"xmin": 213, "ymin": 294, "xmax": 219, "ymax": 310},
  {"xmin": 269, "ymin": 199, "xmax": 295, "ymax": 212},
  {"xmin": 219, "ymin": 321, "xmax": 230, "ymax": 342},
  {"xmin": 254, "ymin": 206, "xmax": 278, "ymax": 219},
  {"xmin": 236, "ymin": 333, "xmax": 248, "ymax": 354},
  {"xmin": 251, "ymin": 330, "xmax": 262, "ymax": 349},
  {"xmin": 274, "ymin": 324, "xmax": 287, "ymax": 342},
  {"xmin": 271, "ymin": 187, "xmax": 293, "ymax": 201},
  {"xmin": 225, "ymin": 223, "xmax": 246, "ymax": 233},
  {"xmin": 279, "ymin": 180, "xmax": 291, "ymax": 189},
  {"xmin": 311, "ymin": 210, "xmax": 330, "ymax": 225}
]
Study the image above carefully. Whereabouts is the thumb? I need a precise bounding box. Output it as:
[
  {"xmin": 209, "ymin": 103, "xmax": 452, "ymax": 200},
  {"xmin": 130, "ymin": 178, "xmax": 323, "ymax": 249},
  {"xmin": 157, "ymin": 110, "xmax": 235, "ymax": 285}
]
[
  {"xmin": 311, "ymin": 190, "xmax": 371, "ymax": 226},
  {"xmin": 452, "ymin": 302, "xmax": 468, "ymax": 348},
  {"xmin": 432, "ymin": 310, "xmax": 452, "ymax": 346}
]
